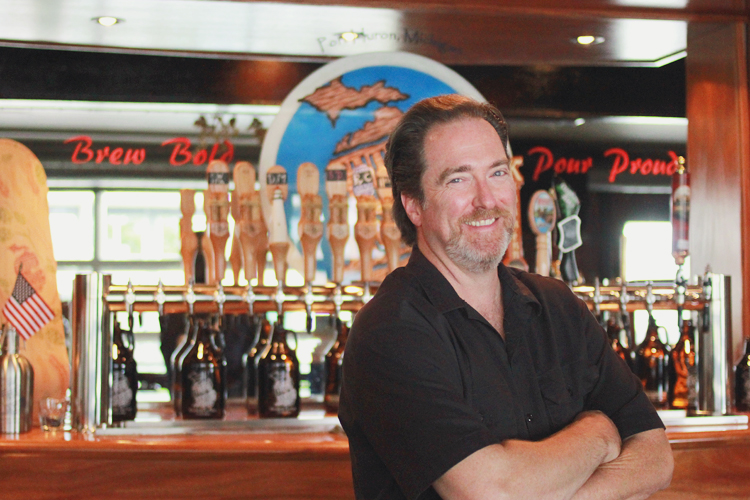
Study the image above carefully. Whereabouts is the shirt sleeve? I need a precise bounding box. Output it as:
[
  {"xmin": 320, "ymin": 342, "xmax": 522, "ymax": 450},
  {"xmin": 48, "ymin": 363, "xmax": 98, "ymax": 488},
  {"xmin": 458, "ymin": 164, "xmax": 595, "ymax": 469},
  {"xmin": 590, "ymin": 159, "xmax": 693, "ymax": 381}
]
[
  {"xmin": 341, "ymin": 299, "xmax": 498, "ymax": 500},
  {"xmin": 578, "ymin": 300, "xmax": 665, "ymax": 439}
]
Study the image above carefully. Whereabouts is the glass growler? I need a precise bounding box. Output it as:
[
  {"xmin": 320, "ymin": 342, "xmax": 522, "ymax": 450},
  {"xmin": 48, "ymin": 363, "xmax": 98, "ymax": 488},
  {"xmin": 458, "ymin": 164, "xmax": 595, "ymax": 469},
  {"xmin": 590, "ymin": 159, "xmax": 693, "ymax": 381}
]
[
  {"xmin": 111, "ymin": 321, "xmax": 138, "ymax": 422},
  {"xmin": 257, "ymin": 322, "xmax": 300, "ymax": 418},
  {"xmin": 171, "ymin": 315, "xmax": 196, "ymax": 417},
  {"xmin": 180, "ymin": 316, "xmax": 226, "ymax": 419},
  {"xmin": 634, "ymin": 315, "xmax": 670, "ymax": 409},
  {"xmin": 735, "ymin": 337, "xmax": 750, "ymax": 412},
  {"xmin": 606, "ymin": 315, "xmax": 633, "ymax": 371},
  {"xmin": 243, "ymin": 315, "xmax": 271, "ymax": 415},
  {"xmin": 324, "ymin": 318, "xmax": 349, "ymax": 414},
  {"xmin": 668, "ymin": 319, "xmax": 697, "ymax": 410}
]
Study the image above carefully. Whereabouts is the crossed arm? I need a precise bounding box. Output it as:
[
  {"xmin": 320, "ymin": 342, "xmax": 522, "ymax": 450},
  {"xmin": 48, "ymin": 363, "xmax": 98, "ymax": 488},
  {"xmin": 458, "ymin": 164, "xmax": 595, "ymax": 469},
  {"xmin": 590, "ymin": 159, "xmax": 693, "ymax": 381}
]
[{"xmin": 434, "ymin": 411, "xmax": 673, "ymax": 500}]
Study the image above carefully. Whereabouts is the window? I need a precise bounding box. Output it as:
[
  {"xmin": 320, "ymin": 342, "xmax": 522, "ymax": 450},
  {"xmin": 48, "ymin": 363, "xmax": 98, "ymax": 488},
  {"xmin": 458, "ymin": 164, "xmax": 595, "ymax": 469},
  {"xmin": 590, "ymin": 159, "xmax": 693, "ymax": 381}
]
[
  {"xmin": 48, "ymin": 187, "xmax": 330, "ymax": 401},
  {"xmin": 621, "ymin": 220, "xmax": 691, "ymax": 346}
]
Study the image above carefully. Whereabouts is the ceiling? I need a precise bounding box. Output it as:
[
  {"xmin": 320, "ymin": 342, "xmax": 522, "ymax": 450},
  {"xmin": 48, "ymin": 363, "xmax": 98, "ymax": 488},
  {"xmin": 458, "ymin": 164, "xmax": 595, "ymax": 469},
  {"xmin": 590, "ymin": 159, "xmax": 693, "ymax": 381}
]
[
  {"xmin": 2, "ymin": 0, "xmax": 736, "ymax": 67},
  {"xmin": 2, "ymin": 0, "xmax": 739, "ymax": 147}
]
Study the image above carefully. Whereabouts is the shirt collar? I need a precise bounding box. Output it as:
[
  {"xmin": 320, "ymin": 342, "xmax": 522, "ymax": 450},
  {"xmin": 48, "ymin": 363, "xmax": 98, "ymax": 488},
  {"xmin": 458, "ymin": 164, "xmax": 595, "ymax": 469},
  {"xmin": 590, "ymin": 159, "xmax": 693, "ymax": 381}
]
[{"xmin": 406, "ymin": 245, "xmax": 542, "ymax": 315}]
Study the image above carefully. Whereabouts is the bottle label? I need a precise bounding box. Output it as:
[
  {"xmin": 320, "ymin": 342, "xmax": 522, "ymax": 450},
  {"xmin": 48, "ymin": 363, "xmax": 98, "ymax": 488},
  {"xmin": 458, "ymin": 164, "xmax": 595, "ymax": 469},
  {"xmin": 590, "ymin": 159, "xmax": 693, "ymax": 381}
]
[
  {"xmin": 112, "ymin": 363, "xmax": 133, "ymax": 414},
  {"xmin": 267, "ymin": 364, "xmax": 297, "ymax": 412},
  {"xmin": 185, "ymin": 364, "xmax": 219, "ymax": 416}
]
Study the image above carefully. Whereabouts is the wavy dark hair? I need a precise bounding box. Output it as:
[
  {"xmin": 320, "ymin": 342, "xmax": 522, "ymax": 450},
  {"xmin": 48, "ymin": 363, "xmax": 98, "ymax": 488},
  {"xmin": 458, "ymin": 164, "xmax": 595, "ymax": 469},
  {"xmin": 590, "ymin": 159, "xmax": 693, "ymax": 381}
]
[{"xmin": 384, "ymin": 94, "xmax": 511, "ymax": 246}]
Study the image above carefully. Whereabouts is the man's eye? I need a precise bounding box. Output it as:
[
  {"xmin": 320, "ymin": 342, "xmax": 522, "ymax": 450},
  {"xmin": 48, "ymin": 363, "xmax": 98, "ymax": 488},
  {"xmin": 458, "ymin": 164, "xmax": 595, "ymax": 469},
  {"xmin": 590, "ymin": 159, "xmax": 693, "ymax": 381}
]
[
  {"xmin": 493, "ymin": 169, "xmax": 508, "ymax": 177},
  {"xmin": 448, "ymin": 177, "xmax": 462, "ymax": 184}
]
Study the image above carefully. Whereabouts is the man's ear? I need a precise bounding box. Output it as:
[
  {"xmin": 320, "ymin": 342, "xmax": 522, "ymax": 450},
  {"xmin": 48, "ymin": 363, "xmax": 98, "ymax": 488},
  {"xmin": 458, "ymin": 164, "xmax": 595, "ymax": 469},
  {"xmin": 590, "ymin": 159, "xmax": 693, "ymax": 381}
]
[{"xmin": 402, "ymin": 193, "xmax": 422, "ymax": 228}]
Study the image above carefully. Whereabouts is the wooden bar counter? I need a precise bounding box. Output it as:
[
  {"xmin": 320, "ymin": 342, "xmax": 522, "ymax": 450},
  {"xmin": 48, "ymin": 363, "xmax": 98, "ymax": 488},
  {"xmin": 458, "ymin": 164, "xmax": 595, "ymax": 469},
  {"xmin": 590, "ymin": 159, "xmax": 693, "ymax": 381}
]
[{"xmin": 2, "ymin": 405, "xmax": 750, "ymax": 499}]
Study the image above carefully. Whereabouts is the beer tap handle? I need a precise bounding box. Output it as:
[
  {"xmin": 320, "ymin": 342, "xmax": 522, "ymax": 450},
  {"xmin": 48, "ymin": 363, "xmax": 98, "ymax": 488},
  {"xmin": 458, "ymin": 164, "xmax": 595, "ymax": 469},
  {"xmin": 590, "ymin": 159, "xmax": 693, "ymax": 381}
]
[
  {"xmin": 229, "ymin": 192, "xmax": 243, "ymax": 286},
  {"xmin": 234, "ymin": 161, "xmax": 268, "ymax": 286},
  {"xmin": 352, "ymin": 163, "xmax": 378, "ymax": 283},
  {"xmin": 206, "ymin": 160, "xmax": 231, "ymax": 285},
  {"xmin": 298, "ymin": 162, "xmax": 323, "ymax": 332},
  {"xmin": 528, "ymin": 190, "xmax": 556, "ymax": 277},
  {"xmin": 266, "ymin": 165, "xmax": 290, "ymax": 320},
  {"xmin": 179, "ymin": 189, "xmax": 198, "ymax": 285},
  {"xmin": 326, "ymin": 163, "xmax": 349, "ymax": 286},
  {"xmin": 376, "ymin": 164, "xmax": 401, "ymax": 272}
]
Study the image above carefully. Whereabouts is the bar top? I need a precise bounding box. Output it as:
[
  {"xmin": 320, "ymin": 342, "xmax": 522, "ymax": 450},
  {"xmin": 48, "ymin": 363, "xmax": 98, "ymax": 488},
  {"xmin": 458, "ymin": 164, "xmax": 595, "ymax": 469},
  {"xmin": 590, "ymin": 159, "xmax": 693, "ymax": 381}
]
[{"xmin": 2, "ymin": 408, "xmax": 749, "ymax": 455}]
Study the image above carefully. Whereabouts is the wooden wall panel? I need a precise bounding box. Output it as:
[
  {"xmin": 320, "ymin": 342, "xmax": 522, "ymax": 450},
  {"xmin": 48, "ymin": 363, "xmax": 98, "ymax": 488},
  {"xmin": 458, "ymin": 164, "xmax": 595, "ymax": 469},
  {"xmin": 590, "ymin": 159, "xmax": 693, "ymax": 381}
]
[{"xmin": 686, "ymin": 22, "xmax": 750, "ymax": 359}]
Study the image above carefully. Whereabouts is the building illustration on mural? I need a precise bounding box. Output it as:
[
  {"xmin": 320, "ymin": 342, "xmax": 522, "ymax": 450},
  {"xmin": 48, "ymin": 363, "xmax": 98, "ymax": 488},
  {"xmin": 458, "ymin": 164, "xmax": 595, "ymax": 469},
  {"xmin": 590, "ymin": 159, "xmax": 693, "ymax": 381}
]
[{"xmin": 300, "ymin": 77, "xmax": 410, "ymax": 279}]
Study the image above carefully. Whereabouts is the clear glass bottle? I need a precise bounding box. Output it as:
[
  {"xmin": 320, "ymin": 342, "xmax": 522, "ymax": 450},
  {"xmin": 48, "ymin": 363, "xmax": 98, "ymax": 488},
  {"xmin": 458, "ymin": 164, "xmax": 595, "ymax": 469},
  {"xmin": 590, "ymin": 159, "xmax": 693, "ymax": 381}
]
[
  {"xmin": 111, "ymin": 321, "xmax": 138, "ymax": 422},
  {"xmin": 257, "ymin": 322, "xmax": 300, "ymax": 418},
  {"xmin": 634, "ymin": 315, "xmax": 670, "ymax": 409},
  {"xmin": 324, "ymin": 318, "xmax": 348, "ymax": 414},
  {"xmin": 668, "ymin": 319, "xmax": 697, "ymax": 410},
  {"xmin": 180, "ymin": 316, "xmax": 226, "ymax": 419}
]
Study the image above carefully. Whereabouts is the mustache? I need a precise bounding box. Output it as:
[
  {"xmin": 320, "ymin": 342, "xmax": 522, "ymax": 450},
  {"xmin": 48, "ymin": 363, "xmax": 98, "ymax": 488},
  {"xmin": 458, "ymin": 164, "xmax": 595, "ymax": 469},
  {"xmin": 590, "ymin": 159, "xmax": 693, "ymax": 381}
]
[{"xmin": 459, "ymin": 208, "xmax": 514, "ymax": 225}]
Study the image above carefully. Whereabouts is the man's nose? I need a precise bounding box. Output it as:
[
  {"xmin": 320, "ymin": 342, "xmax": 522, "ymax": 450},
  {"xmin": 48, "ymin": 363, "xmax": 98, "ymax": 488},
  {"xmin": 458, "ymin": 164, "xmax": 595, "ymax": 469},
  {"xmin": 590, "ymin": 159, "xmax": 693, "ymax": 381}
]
[{"xmin": 472, "ymin": 177, "xmax": 497, "ymax": 208}]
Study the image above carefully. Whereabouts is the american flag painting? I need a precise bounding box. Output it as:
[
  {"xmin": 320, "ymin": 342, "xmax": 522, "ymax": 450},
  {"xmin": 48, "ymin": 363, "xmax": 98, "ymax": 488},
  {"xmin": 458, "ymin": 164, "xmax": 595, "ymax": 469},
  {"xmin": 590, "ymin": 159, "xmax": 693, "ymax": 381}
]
[{"xmin": 3, "ymin": 270, "xmax": 54, "ymax": 340}]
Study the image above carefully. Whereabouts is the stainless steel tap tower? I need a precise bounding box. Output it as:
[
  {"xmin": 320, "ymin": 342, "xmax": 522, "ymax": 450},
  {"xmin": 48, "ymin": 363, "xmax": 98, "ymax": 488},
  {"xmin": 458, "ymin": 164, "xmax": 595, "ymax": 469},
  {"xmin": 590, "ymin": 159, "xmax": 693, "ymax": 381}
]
[{"xmin": 69, "ymin": 271, "xmax": 734, "ymax": 432}]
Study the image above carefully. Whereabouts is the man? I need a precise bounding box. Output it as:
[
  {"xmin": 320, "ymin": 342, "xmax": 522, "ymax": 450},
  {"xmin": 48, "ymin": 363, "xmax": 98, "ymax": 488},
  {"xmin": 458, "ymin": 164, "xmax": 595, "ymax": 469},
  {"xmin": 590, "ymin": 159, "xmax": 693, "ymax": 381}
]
[{"xmin": 338, "ymin": 94, "xmax": 673, "ymax": 500}]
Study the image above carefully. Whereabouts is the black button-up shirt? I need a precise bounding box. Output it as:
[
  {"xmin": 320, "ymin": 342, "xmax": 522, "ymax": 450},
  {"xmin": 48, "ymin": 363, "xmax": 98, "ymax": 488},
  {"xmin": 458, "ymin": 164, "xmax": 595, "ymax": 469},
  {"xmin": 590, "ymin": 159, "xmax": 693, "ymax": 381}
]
[{"xmin": 339, "ymin": 246, "xmax": 663, "ymax": 500}]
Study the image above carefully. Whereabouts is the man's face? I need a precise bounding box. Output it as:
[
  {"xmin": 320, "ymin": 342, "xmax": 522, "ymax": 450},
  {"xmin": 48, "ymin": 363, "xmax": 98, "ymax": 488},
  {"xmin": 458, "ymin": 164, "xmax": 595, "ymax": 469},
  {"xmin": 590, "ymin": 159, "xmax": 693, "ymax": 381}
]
[{"xmin": 403, "ymin": 117, "xmax": 516, "ymax": 274}]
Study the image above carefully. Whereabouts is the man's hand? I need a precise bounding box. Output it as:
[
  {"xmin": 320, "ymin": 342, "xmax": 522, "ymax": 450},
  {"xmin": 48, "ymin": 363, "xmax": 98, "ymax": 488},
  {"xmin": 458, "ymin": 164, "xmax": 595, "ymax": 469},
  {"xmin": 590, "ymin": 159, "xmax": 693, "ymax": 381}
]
[
  {"xmin": 573, "ymin": 411, "xmax": 622, "ymax": 464},
  {"xmin": 434, "ymin": 411, "xmax": 625, "ymax": 500}
]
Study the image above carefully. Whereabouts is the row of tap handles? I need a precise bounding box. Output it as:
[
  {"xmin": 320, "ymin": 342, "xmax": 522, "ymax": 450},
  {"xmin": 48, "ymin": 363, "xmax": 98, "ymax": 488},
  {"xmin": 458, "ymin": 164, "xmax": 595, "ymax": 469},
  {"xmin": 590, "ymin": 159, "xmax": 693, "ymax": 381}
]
[{"xmin": 173, "ymin": 158, "xmax": 401, "ymax": 329}]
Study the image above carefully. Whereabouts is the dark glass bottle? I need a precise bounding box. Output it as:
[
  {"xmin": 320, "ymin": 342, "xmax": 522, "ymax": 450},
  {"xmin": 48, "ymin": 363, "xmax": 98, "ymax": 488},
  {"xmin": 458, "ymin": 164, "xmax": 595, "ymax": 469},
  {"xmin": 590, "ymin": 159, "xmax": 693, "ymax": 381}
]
[
  {"xmin": 324, "ymin": 318, "xmax": 348, "ymax": 414},
  {"xmin": 180, "ymin": 317, "xmax": 227, "ymax": 419},
  {"xmin": 243, "ymin": 315, "xmax": 271, "ymax": 415},
  {"xmin": 634, "ymin": 315, "xmax": 670, "ymax": 409},
  {"xmin": 171, "ymin": 314, "xmax": 195, "ymax": 417},
  {"xmin": 257, "ymin": 322, "xmax": 300, "ymax": 418},
  {"xmin": 734, "ymin": 338, "xmax": 750, "ymax": 412},
  {"xmin": 606, "ymin": 315, "xmax": 633, "ymax": 371},
  {"xmin": 111, "ymin": 322, "xmax": 138, "ymax": 423},
  {"xmin": 668, "ymin": 319, "xmax": 697, "ymax": 410}
]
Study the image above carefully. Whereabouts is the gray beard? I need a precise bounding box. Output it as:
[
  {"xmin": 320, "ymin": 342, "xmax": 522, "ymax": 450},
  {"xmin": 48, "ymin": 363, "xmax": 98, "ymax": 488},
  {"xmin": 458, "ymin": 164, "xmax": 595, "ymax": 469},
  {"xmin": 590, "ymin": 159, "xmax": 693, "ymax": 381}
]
[{"xmin": 445, "ymin": 214, "xmax": 514, "ymax": 274}]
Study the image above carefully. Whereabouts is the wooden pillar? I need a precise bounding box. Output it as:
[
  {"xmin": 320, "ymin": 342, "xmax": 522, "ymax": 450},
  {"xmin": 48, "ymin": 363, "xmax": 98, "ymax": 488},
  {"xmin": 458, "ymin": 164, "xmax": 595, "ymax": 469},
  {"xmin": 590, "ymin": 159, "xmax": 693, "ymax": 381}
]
[{"xmin": 686, "ymin": 22, "xmax": 750, "ymax": 359}]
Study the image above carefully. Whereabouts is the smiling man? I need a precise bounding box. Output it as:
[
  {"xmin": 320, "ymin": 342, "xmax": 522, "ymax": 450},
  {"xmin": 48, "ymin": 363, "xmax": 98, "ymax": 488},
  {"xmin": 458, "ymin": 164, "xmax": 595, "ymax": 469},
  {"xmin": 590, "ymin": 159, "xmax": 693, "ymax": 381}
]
[{"xmin": 338, "ymin": 94, "xmax": 673, "ymax": 500}]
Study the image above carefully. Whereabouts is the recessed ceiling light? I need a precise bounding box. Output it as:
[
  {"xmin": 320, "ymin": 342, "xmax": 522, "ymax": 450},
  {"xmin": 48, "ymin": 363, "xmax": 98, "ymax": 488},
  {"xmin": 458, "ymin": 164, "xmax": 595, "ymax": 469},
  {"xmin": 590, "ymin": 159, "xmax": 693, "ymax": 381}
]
[
  {"xmin": 93, "ymin": 16, "xmax": 122, "ymax": 27},
  {"xmin": 575, "ymin": 35, "xmax": 605, "ymax": 45},
  {"xmin": 340, "ymin": 31, "xmax": 360, "ymax": 42}
]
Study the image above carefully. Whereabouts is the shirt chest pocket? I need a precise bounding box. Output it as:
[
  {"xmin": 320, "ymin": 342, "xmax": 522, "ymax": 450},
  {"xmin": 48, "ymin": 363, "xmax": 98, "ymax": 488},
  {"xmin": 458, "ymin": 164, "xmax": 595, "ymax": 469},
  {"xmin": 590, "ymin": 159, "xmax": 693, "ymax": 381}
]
[
  {"xmin": 471, "ymin": 383, "xmax": 518, "ymax": 440},
  {"xmin": 537, "ymin": 362, "xmax": 599, "ymax": 432}
]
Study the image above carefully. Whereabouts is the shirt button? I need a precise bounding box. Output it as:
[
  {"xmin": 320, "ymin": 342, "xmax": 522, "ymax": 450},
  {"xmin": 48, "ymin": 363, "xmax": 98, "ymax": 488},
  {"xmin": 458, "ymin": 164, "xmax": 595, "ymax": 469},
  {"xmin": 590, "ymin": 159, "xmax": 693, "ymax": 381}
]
[{"xmin": 526, "ymin": 413, "xmax": 534, "ymax": 423}]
